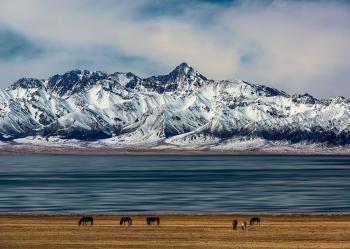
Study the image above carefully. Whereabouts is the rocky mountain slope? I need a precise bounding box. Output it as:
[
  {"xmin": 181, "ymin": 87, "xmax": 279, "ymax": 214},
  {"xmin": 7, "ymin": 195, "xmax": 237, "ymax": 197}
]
[{"xmin": 0, "ymin": 63, "xmax": 349, "ymax": 149}]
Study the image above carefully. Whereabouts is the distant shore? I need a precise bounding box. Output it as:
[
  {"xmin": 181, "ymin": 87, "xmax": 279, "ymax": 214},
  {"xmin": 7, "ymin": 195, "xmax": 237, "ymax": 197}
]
[
  {"xmin": 1, "ymin": 214, "xmax": 349, "ymax": 249},
  {"xmin": 1, "ymin": 146, "xmax": 350, "ymax": 155}
]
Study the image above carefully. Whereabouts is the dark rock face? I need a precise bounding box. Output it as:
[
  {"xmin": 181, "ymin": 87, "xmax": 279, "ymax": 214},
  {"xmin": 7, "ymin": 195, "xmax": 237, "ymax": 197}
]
[
  {"xmin": 123, "ymin": 72, "xmax": 142, "ymax": 89},
  {"xmin": 292, "ymin": 93, "xmax": 319, "ymax": 104},
  {"xmin": 47, "ymin": 70, "xmax": 108, "ymax": 97},
  {"xmin": 10, "ymin": 78, "xmax": 44, "ymax": 90}
]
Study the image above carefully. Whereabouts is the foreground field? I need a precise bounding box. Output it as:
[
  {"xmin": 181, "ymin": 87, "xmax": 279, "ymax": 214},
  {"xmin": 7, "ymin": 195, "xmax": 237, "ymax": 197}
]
[{"xmin": 0, "ymin": 215, "xmax": 350, "ymax": 249}]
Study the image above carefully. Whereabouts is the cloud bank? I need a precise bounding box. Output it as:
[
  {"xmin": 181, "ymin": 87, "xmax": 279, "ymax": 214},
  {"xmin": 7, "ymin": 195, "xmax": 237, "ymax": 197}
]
[{"xmin": 0, "ymin": 0, "xmax": 349, "ymax": 98}]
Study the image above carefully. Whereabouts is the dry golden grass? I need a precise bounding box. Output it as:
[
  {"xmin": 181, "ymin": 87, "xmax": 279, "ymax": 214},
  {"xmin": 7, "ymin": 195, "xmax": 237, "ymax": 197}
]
[{"xmin": 1, "ymin": 214, "xmax": 350, "ymax": 249}]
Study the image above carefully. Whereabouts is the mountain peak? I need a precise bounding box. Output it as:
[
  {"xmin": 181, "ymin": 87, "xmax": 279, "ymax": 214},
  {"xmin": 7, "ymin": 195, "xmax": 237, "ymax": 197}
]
[
  {"xmin": 175, "ymin": 62, "xmax": 191, "ymax": 71},
  {"xmin": 169, "ymin": 62, "xmax": 207, "ymax": 81},
  {"xmin": 137, "ymin": 63, "xmax": 208, "ymax": 93},
  {"xmin": 179, "ymin": 62, "xmax": 190, "ymax": 67}
]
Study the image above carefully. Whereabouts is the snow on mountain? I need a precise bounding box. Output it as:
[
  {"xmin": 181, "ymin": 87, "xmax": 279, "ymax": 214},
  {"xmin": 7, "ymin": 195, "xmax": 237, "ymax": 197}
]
[{"xmin": 0, "ymin": 62, "xmax": 349, "ymax": 150}]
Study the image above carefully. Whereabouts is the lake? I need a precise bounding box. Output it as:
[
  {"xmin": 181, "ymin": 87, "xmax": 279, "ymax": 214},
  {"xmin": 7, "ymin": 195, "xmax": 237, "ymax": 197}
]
[{"xmin": 0, "ymin": 155, "xmax": 349, "ymax": 214}]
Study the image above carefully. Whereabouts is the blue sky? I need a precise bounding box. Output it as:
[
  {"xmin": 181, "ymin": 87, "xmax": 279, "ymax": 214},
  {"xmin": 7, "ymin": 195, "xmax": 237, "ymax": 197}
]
[{"xmin": 0, "ymin": 0, "xmax": 349, "ymax": 98}]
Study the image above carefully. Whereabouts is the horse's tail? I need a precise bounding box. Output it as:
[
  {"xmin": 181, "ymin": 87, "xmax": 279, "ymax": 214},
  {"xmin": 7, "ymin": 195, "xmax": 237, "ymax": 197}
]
[
  {"xmin": 157, "ymin": 217, "xmax": 160, "ymax": 225},
  {"xmin": 129, "ymin": 218, "xmax": 132, "ymax": 225},
  {"xmin": 91, "ymin": 218, "xmax": 93, "ymax": 225},
  {"xmin": 79, "ymin": 219, "xmax": 82, "ymax": 226},
  {"xmin": 120, "ymin": 219, "xmax": 123, "ymax": 226}
]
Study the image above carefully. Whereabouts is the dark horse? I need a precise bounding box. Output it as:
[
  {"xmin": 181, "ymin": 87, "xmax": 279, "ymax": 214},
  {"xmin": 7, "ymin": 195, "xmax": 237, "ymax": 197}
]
[
  {"xmin": 79, "ymin": 216, "xmax": 93, "ymax": 226},
  {"xmin": 232, "ymin": 220, "xmax": 238, "ymax": 230},
  {"xmin": 120, "ymin": 216, "xmax": 132, "ymax": 226},
  {"xmin": 146, "ymin": 216, "xmax": 160, "ymax": 225},
  {"xmin": 250, "ymin": 217, "xmax": 260, "ymax": 226}
]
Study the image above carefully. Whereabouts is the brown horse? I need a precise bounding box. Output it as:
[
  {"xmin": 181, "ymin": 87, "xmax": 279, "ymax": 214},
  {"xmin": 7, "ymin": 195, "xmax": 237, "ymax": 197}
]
[
  {"xmin": 232, "ymin": 220, "xmax": 238, "ymax": 230},
  {"xmin": 250, "ymin": 217, "xmax": 261, "ymax": 226},
  {"xmin": 146, "ymin": 216, "xmax": 160, "ymax": 225},
  {"xmin": 241, "ymin": 221, "xmax": 247, "ymax": 230},
  {"xmin": 79, "ymin": 216, "xmax": 93, "ymax": 226},
  {"xmin": 120, "ymin": 216, "xmax": 132, "ymax": 226}
]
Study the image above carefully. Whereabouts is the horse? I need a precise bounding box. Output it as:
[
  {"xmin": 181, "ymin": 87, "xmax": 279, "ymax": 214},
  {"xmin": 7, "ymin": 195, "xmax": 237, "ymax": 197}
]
[
  {"xmin": 241, "ymin": 221, "xmax": 247, "ymax": 230},
  {"xmin": 79, "ymin": 216, "xmax": 93, "ymax": 226},
  {"xmin": 232, "ymin": 220, "xmax": 238, "ymax": 230},
  {"xmin": 146, "ymin": 216, "xmax": 160, "ymax": 226},
  {"xmin": 250, "ymin": 217, "xmax": 261, "ymax": 226},
  {"xmin": 120, "ymin": 216, "xmax": 132, "ymax": 226}
]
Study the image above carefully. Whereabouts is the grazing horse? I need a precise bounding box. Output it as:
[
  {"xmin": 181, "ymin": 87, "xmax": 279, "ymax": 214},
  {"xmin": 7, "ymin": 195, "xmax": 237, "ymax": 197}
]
[
  {"xmin": 241, "ymin": 221, "xmax": 247, "ymax": 230},
  {"xmin": 79, "ymin": 216, "xmax": 93, "ymax": 226},
  {"xmin": 232, "ymin": 220, "xmax": 238, "ymax": 230},
  {"xmin": 120, "ymin": 217, "xmax": 132, "ymax": 226},
  {"xmin": 146, "ymin": 216, "xmax": 160, "ymax": 226},
  {"xmin": 250, "ymin": 217, "xmax": 261, "ymax": 226}
]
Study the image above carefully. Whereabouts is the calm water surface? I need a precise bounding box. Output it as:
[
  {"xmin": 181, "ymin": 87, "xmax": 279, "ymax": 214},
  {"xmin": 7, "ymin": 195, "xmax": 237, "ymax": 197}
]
[{"xmin": 0, "ymin": 155, "xmax": 349, "ymax": 213}]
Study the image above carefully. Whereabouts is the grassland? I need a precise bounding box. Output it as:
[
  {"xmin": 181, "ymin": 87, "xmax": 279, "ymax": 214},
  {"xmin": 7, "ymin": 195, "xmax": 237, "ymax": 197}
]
[{"xmin": 1, "ymin": 214, "xmax": 350, "ymax": 249}]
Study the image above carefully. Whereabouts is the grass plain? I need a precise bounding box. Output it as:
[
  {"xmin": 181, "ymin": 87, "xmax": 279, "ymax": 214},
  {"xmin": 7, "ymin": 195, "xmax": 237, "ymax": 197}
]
[{"xmin": 1, "ymin": 214, "xmax": 350, "ymax": 248}]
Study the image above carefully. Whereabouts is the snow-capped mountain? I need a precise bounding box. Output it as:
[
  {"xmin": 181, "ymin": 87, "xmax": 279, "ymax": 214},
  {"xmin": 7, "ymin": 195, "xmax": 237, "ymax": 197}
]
[{"xmin": 0, "ymin": 62, "xmax": 349, "ymax": 150}]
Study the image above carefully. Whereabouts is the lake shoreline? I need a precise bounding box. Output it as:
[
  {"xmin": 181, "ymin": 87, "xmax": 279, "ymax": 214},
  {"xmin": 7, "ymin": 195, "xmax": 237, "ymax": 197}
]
[
  {"xmin": 1, "ymin": 147, "xmax": 350, "ymax": 155},
  {"xmin": 2, "ymin": 213, "xmax": 350, "ymax": 217}
]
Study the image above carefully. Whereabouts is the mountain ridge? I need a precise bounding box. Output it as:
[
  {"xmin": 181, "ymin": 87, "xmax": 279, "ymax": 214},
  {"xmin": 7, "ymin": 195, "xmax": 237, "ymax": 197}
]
[{"xmin": 0, "ymin": 63, "xmax": 349, "ymax": 149}]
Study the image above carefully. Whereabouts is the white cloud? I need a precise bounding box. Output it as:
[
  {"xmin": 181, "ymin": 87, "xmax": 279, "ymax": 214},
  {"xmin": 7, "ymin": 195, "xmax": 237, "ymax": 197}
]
[{"xmin": 0, "ymin": 0, "xmax": 349, "ymax": 98}]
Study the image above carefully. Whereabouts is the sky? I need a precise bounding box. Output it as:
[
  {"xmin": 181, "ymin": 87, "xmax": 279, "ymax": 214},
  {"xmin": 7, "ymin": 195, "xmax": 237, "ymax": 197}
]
[{"xmin": 0, "ymin": 0, "xmax": 349, "ymax": 98}]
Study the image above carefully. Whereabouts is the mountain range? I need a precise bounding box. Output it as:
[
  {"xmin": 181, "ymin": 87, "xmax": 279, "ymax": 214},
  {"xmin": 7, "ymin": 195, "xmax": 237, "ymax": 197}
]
[{"xmin": 0, "ymin": 62, "xmax": 349, "ymax": 150}]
